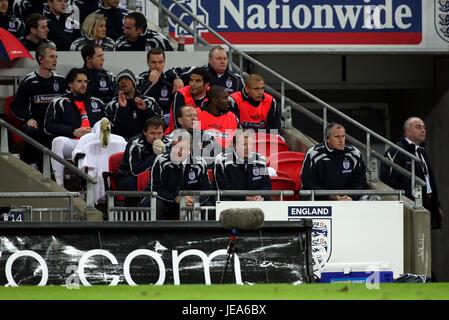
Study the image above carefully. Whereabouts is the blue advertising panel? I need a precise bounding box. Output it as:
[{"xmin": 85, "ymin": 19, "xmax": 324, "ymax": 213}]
[{"xmin": 164, "ymin": 0, "xmax": 422, "ymax": 45}]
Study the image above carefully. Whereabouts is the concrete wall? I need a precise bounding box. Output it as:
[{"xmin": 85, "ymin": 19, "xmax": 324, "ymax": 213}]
[{"xmin": 0, "ymin": 154, "xmax": 102, "ymax": 221}]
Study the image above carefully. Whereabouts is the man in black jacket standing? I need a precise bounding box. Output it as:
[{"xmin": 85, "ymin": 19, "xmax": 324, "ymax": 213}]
[
  {"xmin": 380, "ymin": 117, "xmax": 444, "ymax": 230},
  {"xmin": 44, "ymin": 68, "xmax": 105, "ymax": 186},
  {"xmin": 301, "ymin": 122, "xmax": 367, "ymax": 200}
]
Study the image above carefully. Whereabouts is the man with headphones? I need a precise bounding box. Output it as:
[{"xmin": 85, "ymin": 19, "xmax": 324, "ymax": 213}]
[
  {"xmin": 11, "ymin": 41, "xmax": 65, "ymax": 170},
  {"xmin": 301, "ymin": 122, "xmax": 367, "ymax": 200}
]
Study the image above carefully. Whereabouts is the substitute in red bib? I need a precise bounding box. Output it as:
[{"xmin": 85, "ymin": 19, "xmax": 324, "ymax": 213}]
[{"xmin": 229, "ymin": 74, "xmax": 281, "ymax": 133}]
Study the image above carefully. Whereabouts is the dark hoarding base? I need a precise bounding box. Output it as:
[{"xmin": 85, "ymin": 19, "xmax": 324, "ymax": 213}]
[{"xmin": 0, "ymin": 221, "xmax": 313, "ymax": 286}]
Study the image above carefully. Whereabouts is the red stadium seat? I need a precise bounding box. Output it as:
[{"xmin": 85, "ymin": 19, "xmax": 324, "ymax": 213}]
[
  {"xmin": 102, "ymin": 151, "xmax": 125, "ymax": 201},
  {"xmin": 137, "ymin": 170, "xmax": 151, "ymax": 191},
  {"xmin": 207, "ymin": 168, "xmax": 214, "ymax": 185},
  {"xmin": 254, "ymin": 133, "xmax": 289, "ymax": 158},
  {"xmin": 4, "ymin": 96, "xmax": 25, "ymax": 144},
  {"xmin": 270, "ymin": 176, "xmax": 298, "ymax": 200},
  {"xmin": 267, "ymin": 151, "xmax": 305, "ymax": 190}
]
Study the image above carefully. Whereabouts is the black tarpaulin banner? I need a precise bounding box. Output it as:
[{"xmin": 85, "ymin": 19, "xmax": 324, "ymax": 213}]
[{"xmin": 0, "ymin": 221, "xmax": 313, "ymax": 286}]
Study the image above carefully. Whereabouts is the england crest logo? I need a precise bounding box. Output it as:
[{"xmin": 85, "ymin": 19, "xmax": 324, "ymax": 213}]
[
  {"xmin": 188, "ymin": 171, "xmax": 196, "ymax": 180},
  {"xmin": 100, "ymin": 79, "xmax": 107, "ymax": 88},
  {"xmin": 435, "ymin": 0, "xmax": 449, "ymax": 42},
  {"xmin": 226, "ymin": 78, "xmax": 233, "ymax": 88},
  {"xmin": 53, "ymin": 82, "xmax": 59, "ymax": 91},
  {"xmin": 311, "ymin": 219, "xmax": 332, "ymax": 273},
  {"xmin": 252, "ymin": 167, "xmax": 260, "ymax": 176},
  {"xmin": 343, "ymin": 160, "xmax": 350, "ymax": 170},
  {"xmin": 161, "ymin": 87, "xmax": 168, "ymax": 97}
]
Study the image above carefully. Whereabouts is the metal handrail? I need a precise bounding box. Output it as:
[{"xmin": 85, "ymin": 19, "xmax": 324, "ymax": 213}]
[
  {"xmin": 299, "ymin": 189, "xmax": 403, "ymax": 201},
  {"xmin": 0, "ymin": 119, "xmax": 97, "ymax": 209},
  {"xmin": 153, "ymin": 0, "xmax": 425, "ymax": 207}
]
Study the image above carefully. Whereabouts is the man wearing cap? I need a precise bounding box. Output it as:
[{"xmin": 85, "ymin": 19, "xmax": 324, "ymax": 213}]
[
  {"xmin": 44, "ymin": 67, "xmax": 105, "ymax": 186},
  {"xmin": 105, "ymin": 68, "xmax": 163, "ymax": 141}
]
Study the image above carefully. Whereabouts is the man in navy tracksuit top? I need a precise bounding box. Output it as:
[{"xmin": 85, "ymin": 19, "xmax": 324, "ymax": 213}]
[
  {"xmin": 44, "ymin": 68, "xmax": 105, "ymax": 186},
  {"xmin": 301, "ymin": 122, "xmax": 367, "ymax": 200},
  {"xmin": 140, "ymin": 132, "xmax": 211, "ymax": 220},
  {"xmin": 214, "ymin": 129, "xmax": 272, "ymax": 201}
]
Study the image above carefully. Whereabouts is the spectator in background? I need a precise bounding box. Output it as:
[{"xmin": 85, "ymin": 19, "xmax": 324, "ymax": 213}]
[
  {"xmin": 140, "ymin": 130, "xmax": 211, "ymax": 220},
  {"xmin": 11, "ymin": 42, "xmax": 65, "ymax": 169},
  {"xmin": 106, "ymin": 69, "xmax": 162, "ymax": 140},
  {"xmin": 97, "ymin": 0, "xmax": 127, "ymax": 41},
  {"xmin": 176, "ymin": 46, "xmax": 244, "ymax": 94},
  {"xmin": 301, "ymin": 122, "xmax": 367, "ymax": 200},
  {"xmin": 116, "ymin": 116, "xmax": 165, "ymax": 191},
  {"xmin": 119, "ymin": 0, "xmax": 142, "ymax": 11},
  {"xmin": 46, "ymin": 0, "xmax": 80, "ymax": 51},
  {"xmin": 137, "ymin": 48, "xmax": 184, "ymax": 120},
  {"xmin": 71, "ymin": 12, "xmax": 115, "ymax": 51},
  {"xmin": 116, "ymin": 11, "xmax": 174, "ymax": 51},
  {"xmin": 44, "ymin": 68, "xmax": 105, "ymax": 186},
  {"xmin": 380, "ymin": 117, "xmax": 444, "ymax": 230},
  {"xmin": 81, "ymin": 44, "xmax": 116, "ymax": 103},
  {"xmin": 73, "ymin": 0, "xmax": 99, "ymax": 24},
  {"xmin": 166, "ymin": 67, "xmax": 209, "ymax": 134},
  {"xmin": 21, "ymin": 13, "xmax": 53, "ymax": 51},
  {"xmin": 229, "ymin": 74, "xmax": 281, "ymax": 133},
  {"xmin": 214, "ymin": 129, "xmax": 271, "ymax": 201},
  {"xmin": 0, "ymin": 0, "xmax": 25, "ymax": 39},
  {"xmin": 12, "ymin": 0, "xmax": 46, "ymax": 19}
]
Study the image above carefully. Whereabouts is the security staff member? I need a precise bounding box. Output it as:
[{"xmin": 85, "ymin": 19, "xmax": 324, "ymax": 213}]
[
  {"xmin": 81, "ymin": 44, "xmax": 116, "ymax": 103},
  {"xmin": 214, "ymin": 129, "xmax": 271, "ymax": 201},
  {"xmin": 140, "ymin": 131, "xmax": 211, "ymax": 220},
  {"xmin": 301, "ymin": 122, "xmax": 367, "ymax": 200},
  {"xmin": 229, "ymin": 74, "xmax": 281, "ymax": 133},
  {"xmin": 116, "ymin": 116, "xmax": 165, "ymax": 191}
]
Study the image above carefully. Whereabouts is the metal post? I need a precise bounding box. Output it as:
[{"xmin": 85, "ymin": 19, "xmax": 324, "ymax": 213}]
[
  {"xmin": 311, "ymin": 190, "xmax": 315, "ymax": 201},
  {"xmin": 193, "ymin": 20, "xmax": 198, "ymax": 46},
  {"xmin": 281, "ymin": 82, "xmax": 285, "ymax": 112},
  {"xmin": 366, "ymin": 133, "xmax": 371, "ymax": 181},
  {"xmin": 150, "ymin": 193, "xmax": 157, "ymax": 221},
  {"xmin": 180, "ymin": 196, "xmax": 187, "ymax": 220},
  {"xmin": 42, "ymin": 153, "xmax": 51, "ymax": 181},
  {"xmin": 0, "ymin": 126, "xmax": 9, "ymax": 154},
  {"xmin": 228, "ymin": 47, "xmax": 233, "ymax": 72},
  {"xmin": 107, "ymin": 194, "xmax": 114, "ymax": 221},
  {"xmin": 239, "ymin": 55, "xmax": 244, "ymax": 76},
  {"xmin": 69, "ymin": 195, "xmax": 74, "ymax": 220},
  {"xmin": 85, "ymin": 181, "xmax": 95, "ymax": 210},
  {"xmin": 323, "ymin": 108, "xmax": 328, "ymax": 141}
]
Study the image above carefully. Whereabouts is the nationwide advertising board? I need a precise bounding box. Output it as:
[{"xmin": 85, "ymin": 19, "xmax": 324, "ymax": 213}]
[
  {"xmin": 0, "ymin": 221, "xmax": 313, "ymax": 286},
  {"xmin": 163, "ymin": 0, "xmax": 449, "ymax": 52},
  {"xmin": 216, "ymin": 201, "xmax": 404, "ymax": 277}
]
